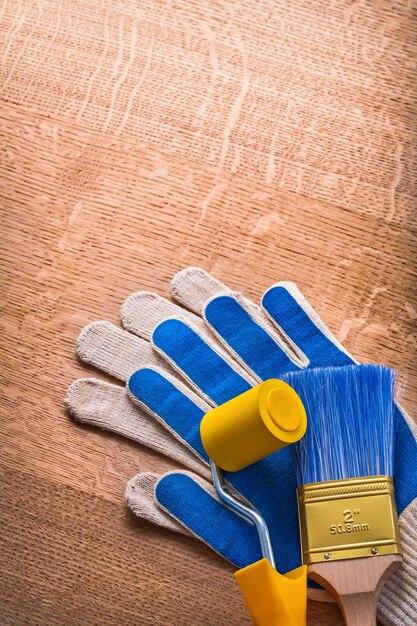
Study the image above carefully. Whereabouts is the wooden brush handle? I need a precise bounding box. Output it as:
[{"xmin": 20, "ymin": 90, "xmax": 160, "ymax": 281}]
[
  {"xmin": 308, "ymin": 554, "xmax": 402, "ymax": 626},
  {"xmin": 337, "ymin": 591, "xmax": 383, "ymax": 626}
]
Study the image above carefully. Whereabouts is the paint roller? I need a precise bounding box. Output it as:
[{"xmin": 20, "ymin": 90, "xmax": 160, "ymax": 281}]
[{"xmin": 200, "ymin": 379, "xmax": 308, "ymax": 626}]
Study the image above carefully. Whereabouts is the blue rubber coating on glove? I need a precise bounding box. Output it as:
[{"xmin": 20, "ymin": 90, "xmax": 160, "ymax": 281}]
[
  {"xmin": 394, "ymin": 408, "xmax": 417, "ymax": 515},
  {"xmin": 262, "ymin": 286, "xmax": 353, "ymax": 367},
  {"xmin": 204, "ymin": 296, "xmax": 296, "ymax": 379},
  {"xmin": 156, "ymin": 473, "xmax": 262, "ymax": 568},
  {"xmin": 128, "ymin": 368, "xmax": 207, "ymax": 461},
  {"xmin": 153, "ymin": 319, "xmax": 251, "ymax": 405}
]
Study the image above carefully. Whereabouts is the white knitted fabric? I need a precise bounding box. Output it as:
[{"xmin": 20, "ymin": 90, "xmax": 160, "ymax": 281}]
[
  {"xmin": 125, "ymin": 472, "xmax": 192, "ymax": 535},
  {"xmin": 377, "ymin": 501, "xmax": 417, "ymax": 624},
  {"xmin": 125, "ymin": 470, "xmax": 217, "ymax": 539},
  {"xmin": 68, "ymin": 267, "xmax": 417, "ymax": 622},
  {"xmin": 67, "ymin": 378, "xmax": 207, "ymax": 478}
]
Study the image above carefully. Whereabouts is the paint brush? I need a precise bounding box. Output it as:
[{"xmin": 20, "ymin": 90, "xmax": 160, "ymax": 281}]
[{"xmin": 283, "ymin": 364, "xmax": 402, "ymax": 626}]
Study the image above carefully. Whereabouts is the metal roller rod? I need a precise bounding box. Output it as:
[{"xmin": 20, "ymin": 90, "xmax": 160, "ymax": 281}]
[{"xmin": 210, "ymin": 459, "xmax": 276, "ymax": 569}]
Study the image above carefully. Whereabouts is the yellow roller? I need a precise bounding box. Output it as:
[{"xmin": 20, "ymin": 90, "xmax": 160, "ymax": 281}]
[
  {"xmin": 200, "ymin": 378, "xmax": 308, "ymax": 626},
  {"xmin": 200, "ymin": 378, "xmax": 307, "ymax": 471}
]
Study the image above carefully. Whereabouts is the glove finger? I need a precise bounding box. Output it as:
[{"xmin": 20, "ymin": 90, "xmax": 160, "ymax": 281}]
[
  {"xmin": 77, "ymin": 320, "xmax": 177, "ymax": 382},
  {"xmin": 77, "ymin": 319, "xmax": 249, "ymax": 407},
  {"xmin": 125, "ymin": 472, "xmax": 192, "ymax": 536},
  {"xmin": 170, "ymin": 266, "xmax": 229, "ymax": 314},
  {"xmin": 67, "ymin": 378, "xmax": 208, "ymax": 478},
  {"xmin": 121, "ymin": 291, "xmax": 257, "ymax": 385},
  {"xmin": 152, "ymin": 318, "xmax": 253, "ymax": 405},
  {"xmin": 128, "ymin": 367, "xmax": 210, "ymax": 462},
  {"xmin": 121, "ymin": 291, "xmax": 206, "ymax": 342},
  {"xmin": 171, "ymin": 267, "xmax": 306, "ymax": 379},
  {"xmin": 155, "ymin": 471, "xmax": 263, "ymax": 570},
  {"xmin": 262, "ymin": 282, "xmax": 353, "ymax": 367},
  {"xmin": 203, "ymin": 294, "xmax": 303, "ymax": 379}
]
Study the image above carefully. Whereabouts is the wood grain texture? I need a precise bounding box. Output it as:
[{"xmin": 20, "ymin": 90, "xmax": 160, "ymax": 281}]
[{"xmin": 0, "ymin": 1, "xmax": 416, "ymax": 624}]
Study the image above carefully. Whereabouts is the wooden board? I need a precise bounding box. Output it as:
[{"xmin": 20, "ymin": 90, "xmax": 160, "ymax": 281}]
[{"xmin": 0, "ymin": 1, "xmax": 416, "ymax": 624}]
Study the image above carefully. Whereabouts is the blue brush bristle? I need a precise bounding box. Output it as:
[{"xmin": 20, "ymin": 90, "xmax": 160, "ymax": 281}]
[{"xmin": 282, "ymin": 364, "xmax": 396, "ymax": 486}]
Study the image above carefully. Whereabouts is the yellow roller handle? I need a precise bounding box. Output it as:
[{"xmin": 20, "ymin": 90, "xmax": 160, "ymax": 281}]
[{"xmin": 235, "ymin": 559, "xmax": 307, "ymax": 626}]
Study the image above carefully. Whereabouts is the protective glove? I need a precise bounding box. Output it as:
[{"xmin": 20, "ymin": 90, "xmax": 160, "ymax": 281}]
[{"xmin": 67, "ymin": 267, "xmax": 417, "ymax": 625}]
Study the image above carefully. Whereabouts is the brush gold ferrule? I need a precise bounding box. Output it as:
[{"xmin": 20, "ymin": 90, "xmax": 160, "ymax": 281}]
[{"xmin": 297, "ymin": 475, "xmax": 402, "ymax": 565}]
